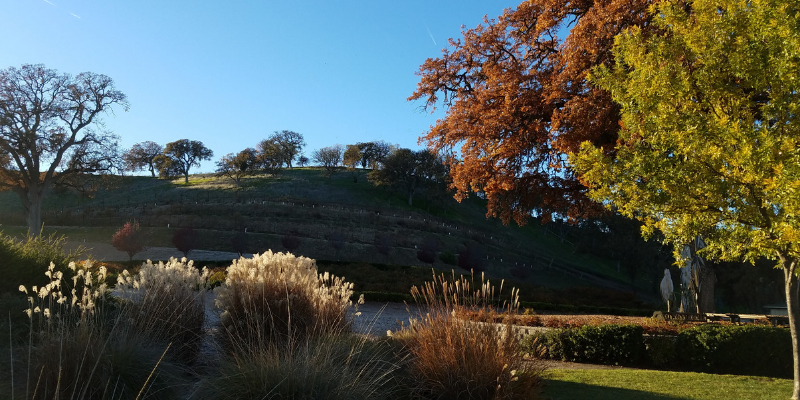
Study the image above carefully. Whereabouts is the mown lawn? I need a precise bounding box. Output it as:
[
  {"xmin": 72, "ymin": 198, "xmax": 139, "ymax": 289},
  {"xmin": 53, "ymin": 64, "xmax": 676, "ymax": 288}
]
[{"xmin": 544, "ymin": 368, "xmax": 792, "ymax": 400}]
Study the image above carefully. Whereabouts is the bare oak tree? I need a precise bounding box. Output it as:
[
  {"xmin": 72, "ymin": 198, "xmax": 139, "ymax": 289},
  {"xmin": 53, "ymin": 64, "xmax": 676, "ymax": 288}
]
[{"xmin": 0, "ymin": 64, "xmax": 128, "ymax": 234}]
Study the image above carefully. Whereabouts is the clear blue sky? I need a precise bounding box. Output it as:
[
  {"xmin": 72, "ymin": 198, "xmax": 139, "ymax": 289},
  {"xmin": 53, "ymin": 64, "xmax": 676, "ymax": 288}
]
[{"xmin": 1, "ymin": 0, "xmax": 519, "ymax": 173}]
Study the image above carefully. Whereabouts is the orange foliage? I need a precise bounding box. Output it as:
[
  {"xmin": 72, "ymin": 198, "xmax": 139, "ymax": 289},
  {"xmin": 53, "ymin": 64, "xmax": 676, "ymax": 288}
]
[{"xmin": 409, "ymin": 0, "xmax": 651, "ymax": 225}]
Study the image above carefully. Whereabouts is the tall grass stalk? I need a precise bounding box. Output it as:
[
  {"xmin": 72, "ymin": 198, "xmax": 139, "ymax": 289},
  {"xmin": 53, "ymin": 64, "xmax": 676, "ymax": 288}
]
[
  {"xmin": 400, "ymin": 270, "xmax": 544, "ymax": 400},
  {"xmin": 13, "ymin": 260, "xmax": 191, "ymax": 400},
  {"xmin": 115, "ymin": 258, "xmax": 209, "ymax": 362}
]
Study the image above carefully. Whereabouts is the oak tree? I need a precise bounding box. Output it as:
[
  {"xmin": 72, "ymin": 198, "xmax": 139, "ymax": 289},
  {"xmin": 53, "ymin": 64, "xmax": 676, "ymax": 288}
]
[
  {"xmin": 123, "ymin": 141, "xmax": 163, "ymax": 177},
  {"xmin": 216, "ymin": 148, "xmax": 258, "ymax": 187},
  {"xmin": 357, "ymin": 141, "xmax": 393, "ymax": 169},
  {"xmin": 266, "ymin": 130, "xmax": 305, "ymax": 169},
  {"xmin": 297, "ymin": 154, "xmax": 309, "ymax": 167},
  {"xmin": 256, "ymin": 138, "xmax": 284, "ymax": 175},
  {"xmin": 409, "ymin": 0, "xmax": 650, "ymax": 225},
  {"xmin": 312, "ymin": 145, "xmax": 343, "ymax": 177},
  {"xmin": 154, "ymin": 139, "xmax": 213, "ymax": 183},
  {"xmin": 572, "ymin": 0, "xmax": 800, "ymax": 396},
  {"xmin": 368, "ymin": 148, "xmax": 447, "ymax": 206},
  {"xmin": 343, "ymin": 144, "xmax": 362, "ymax": 182},
  {"xmin": 0, "ymin": 64, "xmax": 128, "ymax": 234}
]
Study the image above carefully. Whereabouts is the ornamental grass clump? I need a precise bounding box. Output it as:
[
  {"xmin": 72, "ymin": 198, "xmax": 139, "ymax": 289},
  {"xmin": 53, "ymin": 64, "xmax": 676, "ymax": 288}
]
[
  {"xmin": 193, "ymin": 334, "xmax": 404, "ymax": 400},
  {"xmin": 15, "ymin": 261, "xmax": 186, "ymax": 400},
  {"xmin": 115, "ymin": 257, "xmax": 209, "ymax": 362},
  {"xmin": 400, "ymin": 270, "xmax": 544, "ymax": 400},
  {"xmin": 214, "ymin": 251, "xmax": 354, "ymax": 351}
]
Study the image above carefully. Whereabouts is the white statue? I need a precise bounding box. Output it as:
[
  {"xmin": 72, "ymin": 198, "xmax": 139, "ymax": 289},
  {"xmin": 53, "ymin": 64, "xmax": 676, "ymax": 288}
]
[{"xmin": 660, "ymin": 269, "xmax": 674, "ymax": 312}]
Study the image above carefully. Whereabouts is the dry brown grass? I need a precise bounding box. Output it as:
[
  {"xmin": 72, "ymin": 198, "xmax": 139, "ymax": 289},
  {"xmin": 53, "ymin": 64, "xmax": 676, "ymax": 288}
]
[{"xmin": 398, "ymin": 270, "xmax": 545, "ymax": 400}]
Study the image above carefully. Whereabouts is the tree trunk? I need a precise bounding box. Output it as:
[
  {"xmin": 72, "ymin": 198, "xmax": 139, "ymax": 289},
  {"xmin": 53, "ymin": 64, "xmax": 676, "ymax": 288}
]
[
  {"xmin": 20, "ymin": 187, "xmax": 45, "ymax": 237},
  {"xmin": 699, "ymin": 263, "xmax": 716, "ymax": 313},
  {"xmin": 781, "ymin": 254, "xmax": 800, "ymax": 400},
  {"xmin": 184, "ymin": 173, "xmax": 189, "ymax": 184}
]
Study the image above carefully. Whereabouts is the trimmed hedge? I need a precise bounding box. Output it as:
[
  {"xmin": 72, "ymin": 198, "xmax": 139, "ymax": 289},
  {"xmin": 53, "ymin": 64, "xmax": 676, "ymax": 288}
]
[
  {"xmin": 676, "ymin": 324, "xmax": 792, "ymax": 378},
  {"xmin": 526, "ymin": 323, "xmax": 792, "ymax": 378},
  {"xmin": 529, "ymin": 324, "xmax": 645, "ymax": 366}
]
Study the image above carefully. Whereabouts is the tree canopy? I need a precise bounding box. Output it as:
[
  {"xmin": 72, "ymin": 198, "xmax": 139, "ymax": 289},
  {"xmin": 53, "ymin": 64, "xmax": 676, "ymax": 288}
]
[
  {"xmin": 216, "ymin": 148, "xmax": 258, "ymax": 187},
  {"xmin": 123, "ymin": 141, "xmax": 163, "ymax": 177},
  {"xmin": 409, "ymin": 0, "xmax": 650, "ymax": 224},
  {"xmin": 0, "ymin": 64, "xmax": 128, "ymax": 233},
  {"xmin": 266, "ymin": 130, "xmax": 305, "ymax": 169},
  {"xmin": 154, "ymin": 139, "xmax": 213, "ymax": 183},
  {"xmin": 369, "ymin": 148, "xmax": 448, "ymax": 206},
  {"xmin": 312, "ymin": 145, "xmax": 343, "ymax": 176},
  {"xmin": 571, "ymin": 0, "xmax": 800, "ymax": 395}
]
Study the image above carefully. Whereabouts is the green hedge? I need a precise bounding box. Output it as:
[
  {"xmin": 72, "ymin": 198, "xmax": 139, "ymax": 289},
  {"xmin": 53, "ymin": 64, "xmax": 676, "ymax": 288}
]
[
  {"xmin": 527, "ymin": 324, "xmax": 645, "ymax": 366},
  {"xmin": 676, "ymin": 324, "xmax": 792, "ymax": 378},
  {"xmin": 526, "ymin": 323, "xmax": 792, "ymax": 378}
]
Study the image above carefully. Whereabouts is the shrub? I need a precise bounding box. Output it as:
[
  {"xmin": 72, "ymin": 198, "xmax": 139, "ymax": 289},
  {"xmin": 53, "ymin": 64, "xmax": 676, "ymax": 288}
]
[
  {"xmin": 509, "ymin": 265, "xmax": 530, "ymax": 280},
  {"xmin": 281, "ymin": 233, "xmax": 301, "ymax": 252},
  {"xmin": 675, "ymin": 324, "xmax": 792, "ymax": 378},
  {"xmin": 399, "ymin": 270, "xmax": 543, "ymax": 400},
  {"xmin": 115, "ymin": 257, "xmax": 209, "ymax": 362},
  {"xmin": 374, "ymin": 234, "xmax": 392, "ymax": 257},
  {"xmin": 111, "ymin": 221, "xmax": 144, "ymax": 262},
  {"xmin": 214, "ymin": 251, "xmax": 355, "ymax": 351},
  {"xmin": 328, "ymin": 232, "xmax": 345, "ymax": 257},
  {"xmin": 416, "ymin": 238, "xmax": 440, "ymax": 265},
  {"xmin": 458, "ymin": 246, "xmax": 486, "ymax": 272},
  {"xmin": 193, "ymin": 335, "xmax": 403, "ymax": 400},
  {"xmin": 644, "ymin": 335, "xmax": 678, "ymax": 368},
  {"xmin": 0, "ymin": 232, "xmax": 82, "ymax": 294},
  {"xmin": 529, "ymin": 324, "xmax": 645, "ymax": 366},
  {"xmin": 439, "ymin": 250, "xmax": 456, "ymax": 265}
]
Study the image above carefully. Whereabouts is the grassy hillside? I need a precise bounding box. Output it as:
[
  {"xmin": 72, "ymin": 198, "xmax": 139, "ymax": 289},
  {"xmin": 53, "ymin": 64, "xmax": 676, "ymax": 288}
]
[{"xmin": 0, "ymin": 168, "xmax": 660, "ymax": 305}]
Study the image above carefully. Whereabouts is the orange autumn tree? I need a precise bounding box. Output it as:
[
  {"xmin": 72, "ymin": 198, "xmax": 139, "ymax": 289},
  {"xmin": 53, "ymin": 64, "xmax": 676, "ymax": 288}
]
[{"xmin": 409, "ymin": 0, "xmax": 651, "ymax": 224}]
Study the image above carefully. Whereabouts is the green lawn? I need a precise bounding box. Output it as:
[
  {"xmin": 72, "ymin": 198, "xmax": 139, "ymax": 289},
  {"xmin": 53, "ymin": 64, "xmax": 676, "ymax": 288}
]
[{"xmin": 544, "ymin": 368, "xmax": 792, "ymax": 400}]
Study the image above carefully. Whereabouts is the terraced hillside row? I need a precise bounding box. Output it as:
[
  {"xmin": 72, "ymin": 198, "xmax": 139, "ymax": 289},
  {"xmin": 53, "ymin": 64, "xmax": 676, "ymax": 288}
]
[{"xmin": 0, "ymin": 169, "xmax": 658, "ymax": 300}]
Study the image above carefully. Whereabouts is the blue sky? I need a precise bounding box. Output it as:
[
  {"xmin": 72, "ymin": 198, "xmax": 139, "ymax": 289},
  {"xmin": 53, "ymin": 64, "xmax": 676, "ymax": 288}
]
[{"xmin": 1, "ymin": 0, "xmax": 519, "ymax": 173}]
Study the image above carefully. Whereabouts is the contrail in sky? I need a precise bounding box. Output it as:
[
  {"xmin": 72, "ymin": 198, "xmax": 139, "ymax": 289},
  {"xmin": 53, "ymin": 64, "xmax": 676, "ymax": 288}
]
[
  {"xmin": 425, "ymin": 25, "xmax": 437, "ymax": 46},
  {"xmin": 70, "ymin": 13, "xmax": 81, "ymax": 18},
  {"xmin": 43, "ymin": 0, "xmax": 56, "ymax": 6}
]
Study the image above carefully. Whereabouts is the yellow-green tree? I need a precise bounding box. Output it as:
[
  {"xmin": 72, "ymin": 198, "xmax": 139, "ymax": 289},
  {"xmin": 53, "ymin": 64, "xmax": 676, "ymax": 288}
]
[{"xmin": 572, "ymin": 0, "xmax": 800, "ymax": 396}]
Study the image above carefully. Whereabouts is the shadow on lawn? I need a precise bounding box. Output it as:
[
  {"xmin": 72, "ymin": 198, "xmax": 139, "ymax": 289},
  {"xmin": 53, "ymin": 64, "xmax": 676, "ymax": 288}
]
[{"xmin": 545, "ymin": 380, "xmax": 688, "ymax": 400}]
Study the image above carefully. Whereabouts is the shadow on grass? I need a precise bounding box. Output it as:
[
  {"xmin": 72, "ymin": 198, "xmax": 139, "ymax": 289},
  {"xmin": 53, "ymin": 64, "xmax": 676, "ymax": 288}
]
[{"xmin": 545, "ymin": 380, "xmax": 687, "ymax": 400}]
